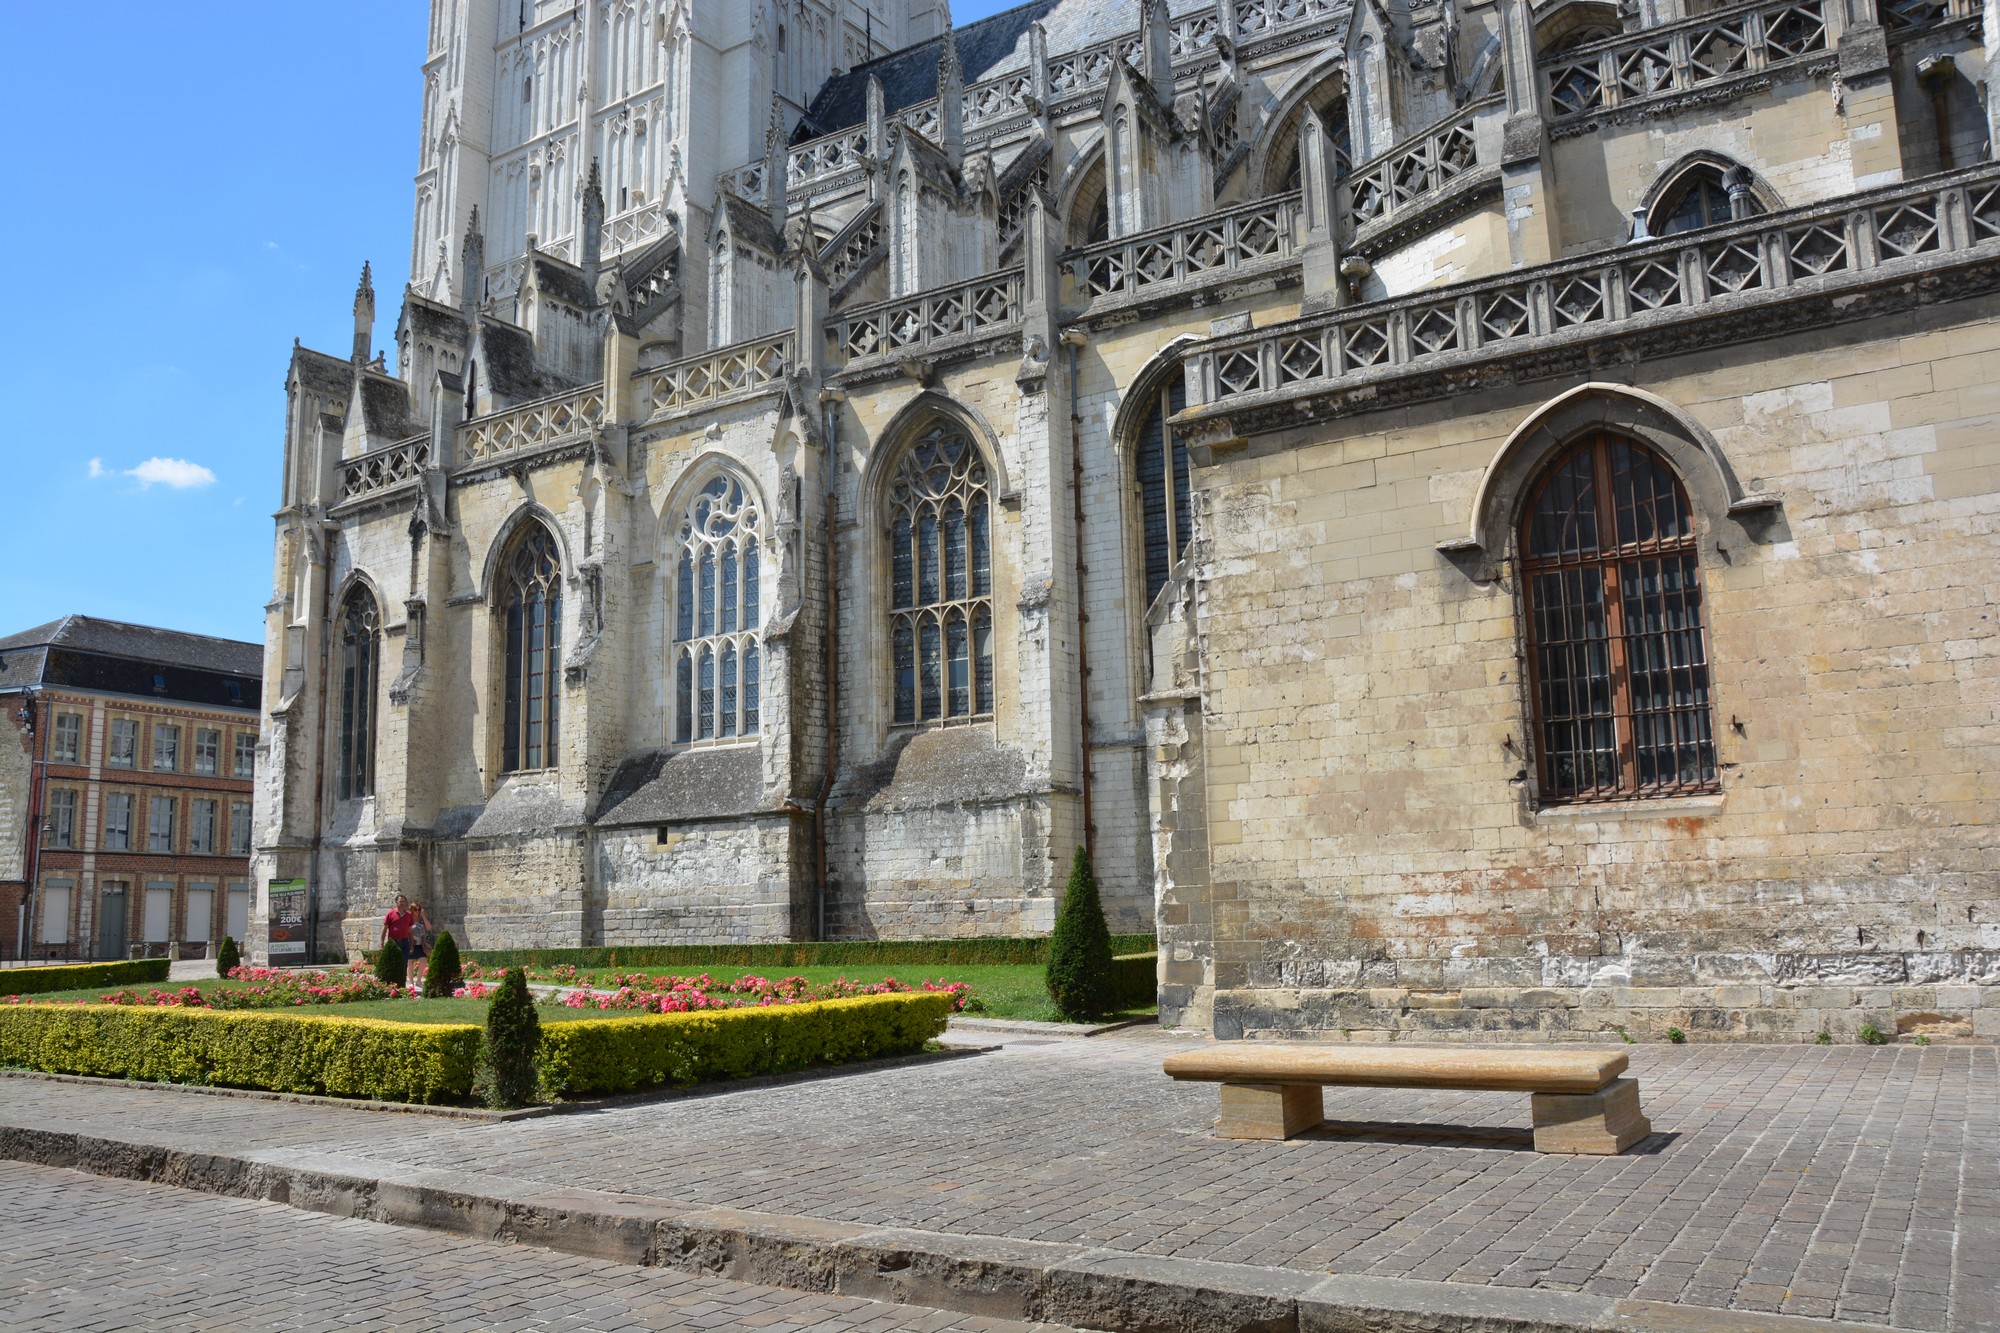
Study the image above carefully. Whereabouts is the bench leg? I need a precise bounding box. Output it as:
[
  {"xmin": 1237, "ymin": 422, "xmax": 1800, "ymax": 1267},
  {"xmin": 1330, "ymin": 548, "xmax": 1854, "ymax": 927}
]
[
  {"xmin": 1216, "ymin": 1082, "xmax": 1324, "ymax": 1140},
  {"xmin": 1531, "ymin": 1077, "xmax": 1652, "ymax": 1154}
]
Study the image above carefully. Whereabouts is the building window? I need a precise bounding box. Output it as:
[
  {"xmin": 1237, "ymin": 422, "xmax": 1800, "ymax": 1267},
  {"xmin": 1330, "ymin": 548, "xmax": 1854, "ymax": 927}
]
[
  {"xmin": 47, "ymin": 789, "xmax": 78, "ymax": 849},
  {"xmin": 1135, "ymin": 377, "xmax": 1192, "ymax": 606},
  {"xmin": 53, "ymin": 713, "xmax": 82, "ymax": 763},
  {"xmin": 1520, "ymin": 432, "xmax": 1719, "ymax": 802},
  {"xmin": 194, "ymin": 727, "xmax": 221, "ymax": 775},
  {"xmin": 500, "ymin": 523, "xmax": 563, "ymax": 772},
  {"xmin": 148, "ymin": 795, "xmax": 178, "ymax": 853},
  {"xmin": 339, "ymin": 589, "xmax": 380, "ymax": 799},
  {"xmin": 229, "ymin": 801, "xmax": 252, "ymax": 856},
  {"xmin": 1651, "ymin": 166, "xmax": 1734, "ymax": 236},
  {"xmin": 190, "ymin": 799, "xmax": 219, "ymax": 855},
  {"xmin": 234, "ymin": 732, "xmax": 256, "ymax": 778},
  {"xmin": 109, "ymin": 719, "xmax": 137, "ymax": 768},
  {"xmin": 153, "ymin": 724, "xmax": 181, "ymax": 772},
  {"xmin": 673, "ymin": 475, "xmax": 762, "ymax": 744},
  {"xmin": 887, "ymin": 423, "xmax": 994, "ymax": 726},
  {"xmin": 103, "ymin": 793, "xmax": 133, "ymax": 850}
]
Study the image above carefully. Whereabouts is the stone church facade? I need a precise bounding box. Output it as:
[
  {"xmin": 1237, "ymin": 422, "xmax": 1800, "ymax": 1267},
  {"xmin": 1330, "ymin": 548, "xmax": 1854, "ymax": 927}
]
[{"xmin": 253, "ymin": 0, "xmax": 1999, "ymax": 1040}]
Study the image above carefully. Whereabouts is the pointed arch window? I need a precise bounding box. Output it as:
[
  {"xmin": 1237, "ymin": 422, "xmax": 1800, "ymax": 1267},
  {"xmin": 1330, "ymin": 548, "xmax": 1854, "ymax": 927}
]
[
  {"xmin": 500, "ymin": 524, "xmax": 563, "ymax": 773},
  {"xmin": 887, "ymin": 423, "xmax": 993, "ymax": 726},
  {"xmin": 1135, "ymin": 377, "xmax": 1192, "ymax": 606},
  {"xmin": 673, "ymin": 474, "xmax": 762, "ymax": 745},
  {"xmin": 1650, "ymin": 165, "xmax": 1745, "ymax": 236},
  {"xmin": 337, "ymin": 589, "xmax": 379, "ymax": 800},
  {"xmin": 1521, "ymin": 433, "xmax": 1719, "ymax": 802}
]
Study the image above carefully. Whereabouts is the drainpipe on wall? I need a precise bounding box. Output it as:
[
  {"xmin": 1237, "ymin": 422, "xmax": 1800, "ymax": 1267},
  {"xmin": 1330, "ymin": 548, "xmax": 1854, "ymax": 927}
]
[{"xmin": 1064, "ymin": 330, "xmax": 1096, "ymax": 862}]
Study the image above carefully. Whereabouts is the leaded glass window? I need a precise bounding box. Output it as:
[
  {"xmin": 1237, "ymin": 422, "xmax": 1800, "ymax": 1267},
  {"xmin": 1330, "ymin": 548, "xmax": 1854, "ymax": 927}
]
[
  {"xmin": 1521, "ymin": 433, "xmax": 1719, "ymax": 802},
  {"xmin": 1136, "ymin": 378, "xmax": 1192, "ymax": 606},
  {"xmin": 338, "ymin": 589, "xmax": 379, "ymax": 800},
  {"xmin": 888, "ymin": 424, "xmax": 994, "ymax": 725},
  {"xmin": 673, "ymin": 475, "xmax": 762, "ymax": 745},
  {"xmin": 1653, "ymin": 167, "xmax": 1734, "ymax": 235},
  {"xmin": 501, "ymin": 525, "xmax": 563, "ymax": 772}
]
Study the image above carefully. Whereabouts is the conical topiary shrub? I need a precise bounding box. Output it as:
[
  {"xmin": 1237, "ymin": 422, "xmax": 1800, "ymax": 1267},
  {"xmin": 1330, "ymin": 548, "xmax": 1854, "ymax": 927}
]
[
  {"xmin": 1046, "ymin": 845, "xmax": 1115, "ymax": 1021},
  {"xmin": 422, "ymin": 931, "xmax": 464, "ymax": 999},
  {"xmin": 474, "ymin": 967, "xmax": 542, "ymax": 1109},
  {"xmin": 375, "ymin": 939, "xmax": 408, "ymax": 988},
  {"xmin": 215, "ymin": 936, "xmax": 241, "ymax": 978}
]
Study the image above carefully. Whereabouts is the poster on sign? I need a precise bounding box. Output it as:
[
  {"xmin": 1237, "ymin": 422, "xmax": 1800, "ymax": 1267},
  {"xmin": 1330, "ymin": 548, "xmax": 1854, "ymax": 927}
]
[{"xmin": 268, "ymin": 879, "xmax": 308, "ymax": 961}]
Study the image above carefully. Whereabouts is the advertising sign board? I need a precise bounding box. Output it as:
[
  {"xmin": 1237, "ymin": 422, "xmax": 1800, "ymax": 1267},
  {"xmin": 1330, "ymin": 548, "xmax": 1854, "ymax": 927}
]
[{"xmin": 268, "ymin": 879, "xmax": 308, "ymax": 961}]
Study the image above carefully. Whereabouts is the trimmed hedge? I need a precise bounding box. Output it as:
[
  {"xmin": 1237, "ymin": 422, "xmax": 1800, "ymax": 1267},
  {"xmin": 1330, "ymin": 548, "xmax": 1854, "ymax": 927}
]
[
  {"xmin": 1112, "ymin": 953, "xmax": 1158, "ymax": 1011},
  {"xmin": 0, "ymin": 958, "xmax": 171, "ymax": 998},
  {"xmin": 538, "ymin": 992, "xmax": 954, "ymax": 1099},
  {"xmin": 0, "ymin": 991, "xmax": 954, "ymax": 1106},
  {"xmin": 0, "ymin": 1004, "xmax": 479, "ymax": 1104},
  {"xmin": 464, "ymin": 936, "xmax": 1157, "ymax": 972}
]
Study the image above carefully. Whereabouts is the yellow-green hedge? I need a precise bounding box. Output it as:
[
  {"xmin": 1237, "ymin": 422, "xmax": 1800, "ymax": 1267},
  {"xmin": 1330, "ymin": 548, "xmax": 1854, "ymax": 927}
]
[
  {"xmin": 0, "ymin": 958, "xmax": 171, "ymax": 997},
  {"xmin": 0, "ymin": 1005, "xmax": 480, "ymax": 1105},
  {"xmin": 538, "ymin": 992, "xmax": 954, "ymax": 1098}
]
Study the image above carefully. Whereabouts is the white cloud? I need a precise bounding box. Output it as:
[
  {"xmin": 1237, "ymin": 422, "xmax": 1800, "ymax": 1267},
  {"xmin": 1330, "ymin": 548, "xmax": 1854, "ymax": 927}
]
[
  {"xmin": 87, "ymin": 458, "xmax": 107, "ymax": 478},
  {"xmin": 125, "ymin": 457, "xmax": 218, "ymax": 490}
]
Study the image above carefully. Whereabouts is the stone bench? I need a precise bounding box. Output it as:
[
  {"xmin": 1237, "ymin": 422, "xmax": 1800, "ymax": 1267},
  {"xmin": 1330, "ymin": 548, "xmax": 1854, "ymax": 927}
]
[{"xmin": 1163, "ymin": 1044, "xmax": 1652, "ymax": 1154}]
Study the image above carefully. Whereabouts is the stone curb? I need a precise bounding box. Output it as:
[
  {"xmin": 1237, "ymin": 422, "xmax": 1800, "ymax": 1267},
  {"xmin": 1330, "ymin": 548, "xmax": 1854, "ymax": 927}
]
[
  {"xmin": 0, "ymin": 1120, "xmax": 1902, "ymax": 1333},
  {"xmin": 0, "ymin": 1044, "xmax": 987, "ymax": 1122},
  {"xmin": 946, "ymin": 1015, "xmax": 1161, "ymax": 1038}
]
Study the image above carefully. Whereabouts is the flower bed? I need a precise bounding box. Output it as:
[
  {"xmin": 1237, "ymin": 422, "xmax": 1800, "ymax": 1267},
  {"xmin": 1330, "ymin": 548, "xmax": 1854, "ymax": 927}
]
[
  {"xmin": 3, "ymin": 965, "xmax": 417, "ymax": 1010},
  {"xmin": 477, "ymin": 970, "xmax": 973, "ymax": 1014}
]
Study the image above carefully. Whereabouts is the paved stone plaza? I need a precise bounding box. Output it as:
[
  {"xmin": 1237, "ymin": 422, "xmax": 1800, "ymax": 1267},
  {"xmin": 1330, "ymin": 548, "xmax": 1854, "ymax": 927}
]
[
  {"xmin": 1, "ymin": 1029, "xmax": 1993, "ymax": 1332},
  {"xmin": 0, "ymin": 1161, "xmax": 1072, "ymax": 1332}
]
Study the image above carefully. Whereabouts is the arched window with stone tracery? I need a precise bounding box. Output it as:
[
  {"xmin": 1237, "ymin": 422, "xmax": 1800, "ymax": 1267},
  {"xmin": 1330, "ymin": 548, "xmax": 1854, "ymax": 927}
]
[
  {"xmin": 673, "ymin": 474, "xmax": 762, "ymax": 745},
  {"xmin": 886, "ymin": 423, "xmax": 994, "ymax": 726},
  {"xmin": 500, "ymin": 523, "xmax": 563, "ymax": 773},
  {"xmin": 1134, "ymin": 377, "xmax": 1191, "ymax": 607},
  {"xmin": 1520, "ymin": 433, "xmax": 1718, "ymax": 802},
  {"xmin": 337, "ymin": 587, "xmax": 379, "ymax": 800}
]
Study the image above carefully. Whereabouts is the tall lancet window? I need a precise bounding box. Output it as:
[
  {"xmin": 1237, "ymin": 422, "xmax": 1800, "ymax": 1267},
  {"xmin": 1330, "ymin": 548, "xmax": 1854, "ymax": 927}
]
[
  {"xmin": 501, "ymin": 524, "xmax": 563, "ymax": 773},
  {"xmin": 337, "ymin": 588, "xmax": 380, "ymax": 800},
  {"xmin": 888, "ymin": 424, "xmax": 994, "ymax": 726},
  {"xmin": 673, "ymin": 475, "xmax": 762, "ymax": 745},
  {"xmin": 1135, "ymin": 377, "xmax": 1191, "ymax": 606},
  {"xmin": 1521, "ymin": 433, "xmax": 1719, "ymax": 802}
]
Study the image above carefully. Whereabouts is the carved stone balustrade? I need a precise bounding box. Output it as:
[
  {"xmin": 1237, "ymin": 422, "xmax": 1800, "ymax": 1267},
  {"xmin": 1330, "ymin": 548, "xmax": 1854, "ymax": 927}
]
[
  {"xmin": 459, "ymin": 383, "xmax": 609, "ymax": 463},
  {"xmin": 637, "ymin": 333, "xmax": 793, "ymax": 423},
  {"xmin": 1065, "ymin": 195, "xmax": 1303, "ymax": 317},
  {"xmin": 1345, "ymin": 98, "xmax": 1501, "ymax": 246},
  {"xmin": 341, "ymin": 434, "xmax": 432, "ymax": 502},
  {"xmin": 834, "ymin": 271, "xmax": 1024, "ymax": 370},
  {"xmin": 1182, "ymin": 166, "xmax": 2000, "ymax": 429},
  {"xmin": 1540, "ymin": 0, "xmax": 1837, "ymax": 130}
]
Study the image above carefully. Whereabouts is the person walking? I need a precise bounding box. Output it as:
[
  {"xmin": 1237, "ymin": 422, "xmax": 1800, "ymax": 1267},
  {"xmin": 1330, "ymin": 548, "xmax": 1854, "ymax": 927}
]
[
  {"xmin": 380, "ymin": 895, "xmax": 415, "ymax": 976},
  {"xmin": 408, "ymin": 903, "xmax": 436, "ymax": 985}
]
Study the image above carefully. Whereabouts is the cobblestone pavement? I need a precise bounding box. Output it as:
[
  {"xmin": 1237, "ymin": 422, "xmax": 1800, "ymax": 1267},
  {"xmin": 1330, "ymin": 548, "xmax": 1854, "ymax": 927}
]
[
  {"xmin": 0, "ymin": 1161, "xmax": 1074, "ymax": 1332},
  {"xmin": 2, "ymin": 1033, "xmax": 1994, "ymax": 1331}
]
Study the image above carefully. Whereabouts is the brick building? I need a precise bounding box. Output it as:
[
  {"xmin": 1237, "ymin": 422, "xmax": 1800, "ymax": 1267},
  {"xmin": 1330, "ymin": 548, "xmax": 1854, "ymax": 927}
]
[
  {"xmin": 0, "ymin": 617, "xmax": 262, "ymax": 962},
  {"xmin": 256, "ymin": 0, "xmax": 1996, "ymax": 1040}
]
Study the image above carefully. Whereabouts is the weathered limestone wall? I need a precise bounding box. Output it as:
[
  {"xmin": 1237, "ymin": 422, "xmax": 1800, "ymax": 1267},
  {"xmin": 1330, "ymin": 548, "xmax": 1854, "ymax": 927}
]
[{"xmin": 1168, "ymin": 301, "xmax": 2000, "ymax": 1043}]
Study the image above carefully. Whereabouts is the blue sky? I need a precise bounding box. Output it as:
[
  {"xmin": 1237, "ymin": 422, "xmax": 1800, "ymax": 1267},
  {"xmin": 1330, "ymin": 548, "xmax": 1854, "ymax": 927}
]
[{"xmin": 0, "ymin": 0, "xmax": 1017, "ymax": 647}]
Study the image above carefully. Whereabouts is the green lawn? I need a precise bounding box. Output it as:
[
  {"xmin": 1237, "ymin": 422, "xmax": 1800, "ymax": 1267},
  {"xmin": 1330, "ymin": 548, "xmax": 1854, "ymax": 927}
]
[{"xmin": 5, "ymin": 963, "xmax": 1153, "ymax": 1026}]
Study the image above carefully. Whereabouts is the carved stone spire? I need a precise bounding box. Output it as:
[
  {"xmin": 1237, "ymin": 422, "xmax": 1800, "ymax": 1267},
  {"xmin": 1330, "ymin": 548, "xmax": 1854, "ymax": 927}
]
[
  {"xmin": 582, "ymin": 158, "xmax": 605, "ymax": 304},
  {"xmin": 765, "ymin": 95, "xmax": 790, "ymax": 229},
  {"xmin": 1140, "ymin": 0, "xmax": 1176, "ymax": 110},
  {"xmin": 460, "ymin": 207, "xmax": 485, "ymax": 319},
  {"xmin": 937, "ymin": 28, "xmax": 965, "ymax": 168},
  {"xmin": 351, "ymin": 261, "xmax": 375, "ymax": 364}
]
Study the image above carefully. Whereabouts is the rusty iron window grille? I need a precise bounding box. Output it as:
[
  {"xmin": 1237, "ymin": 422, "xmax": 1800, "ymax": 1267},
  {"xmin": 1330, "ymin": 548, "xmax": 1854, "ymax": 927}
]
[{"xmin": 1520, "ymin": 433, "xmax": 1720, "ymax": 803}]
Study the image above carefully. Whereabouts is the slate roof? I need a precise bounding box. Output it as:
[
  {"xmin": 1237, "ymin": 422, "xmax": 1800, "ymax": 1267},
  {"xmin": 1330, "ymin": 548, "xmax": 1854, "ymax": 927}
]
[
  {"xmin": 357, "ymin": 372, "xmax": 416, "ymax": 439},
  {"xmin": 0, "ymin": 617, "xmax": 263, "ymax": 678},
  {"xmin": 290, "ymin": 345, "xmax": 355, "ymax": 396},
  {"xmin": 0, "ymin": 616, "xmax": 263, "ymax": 710}
]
